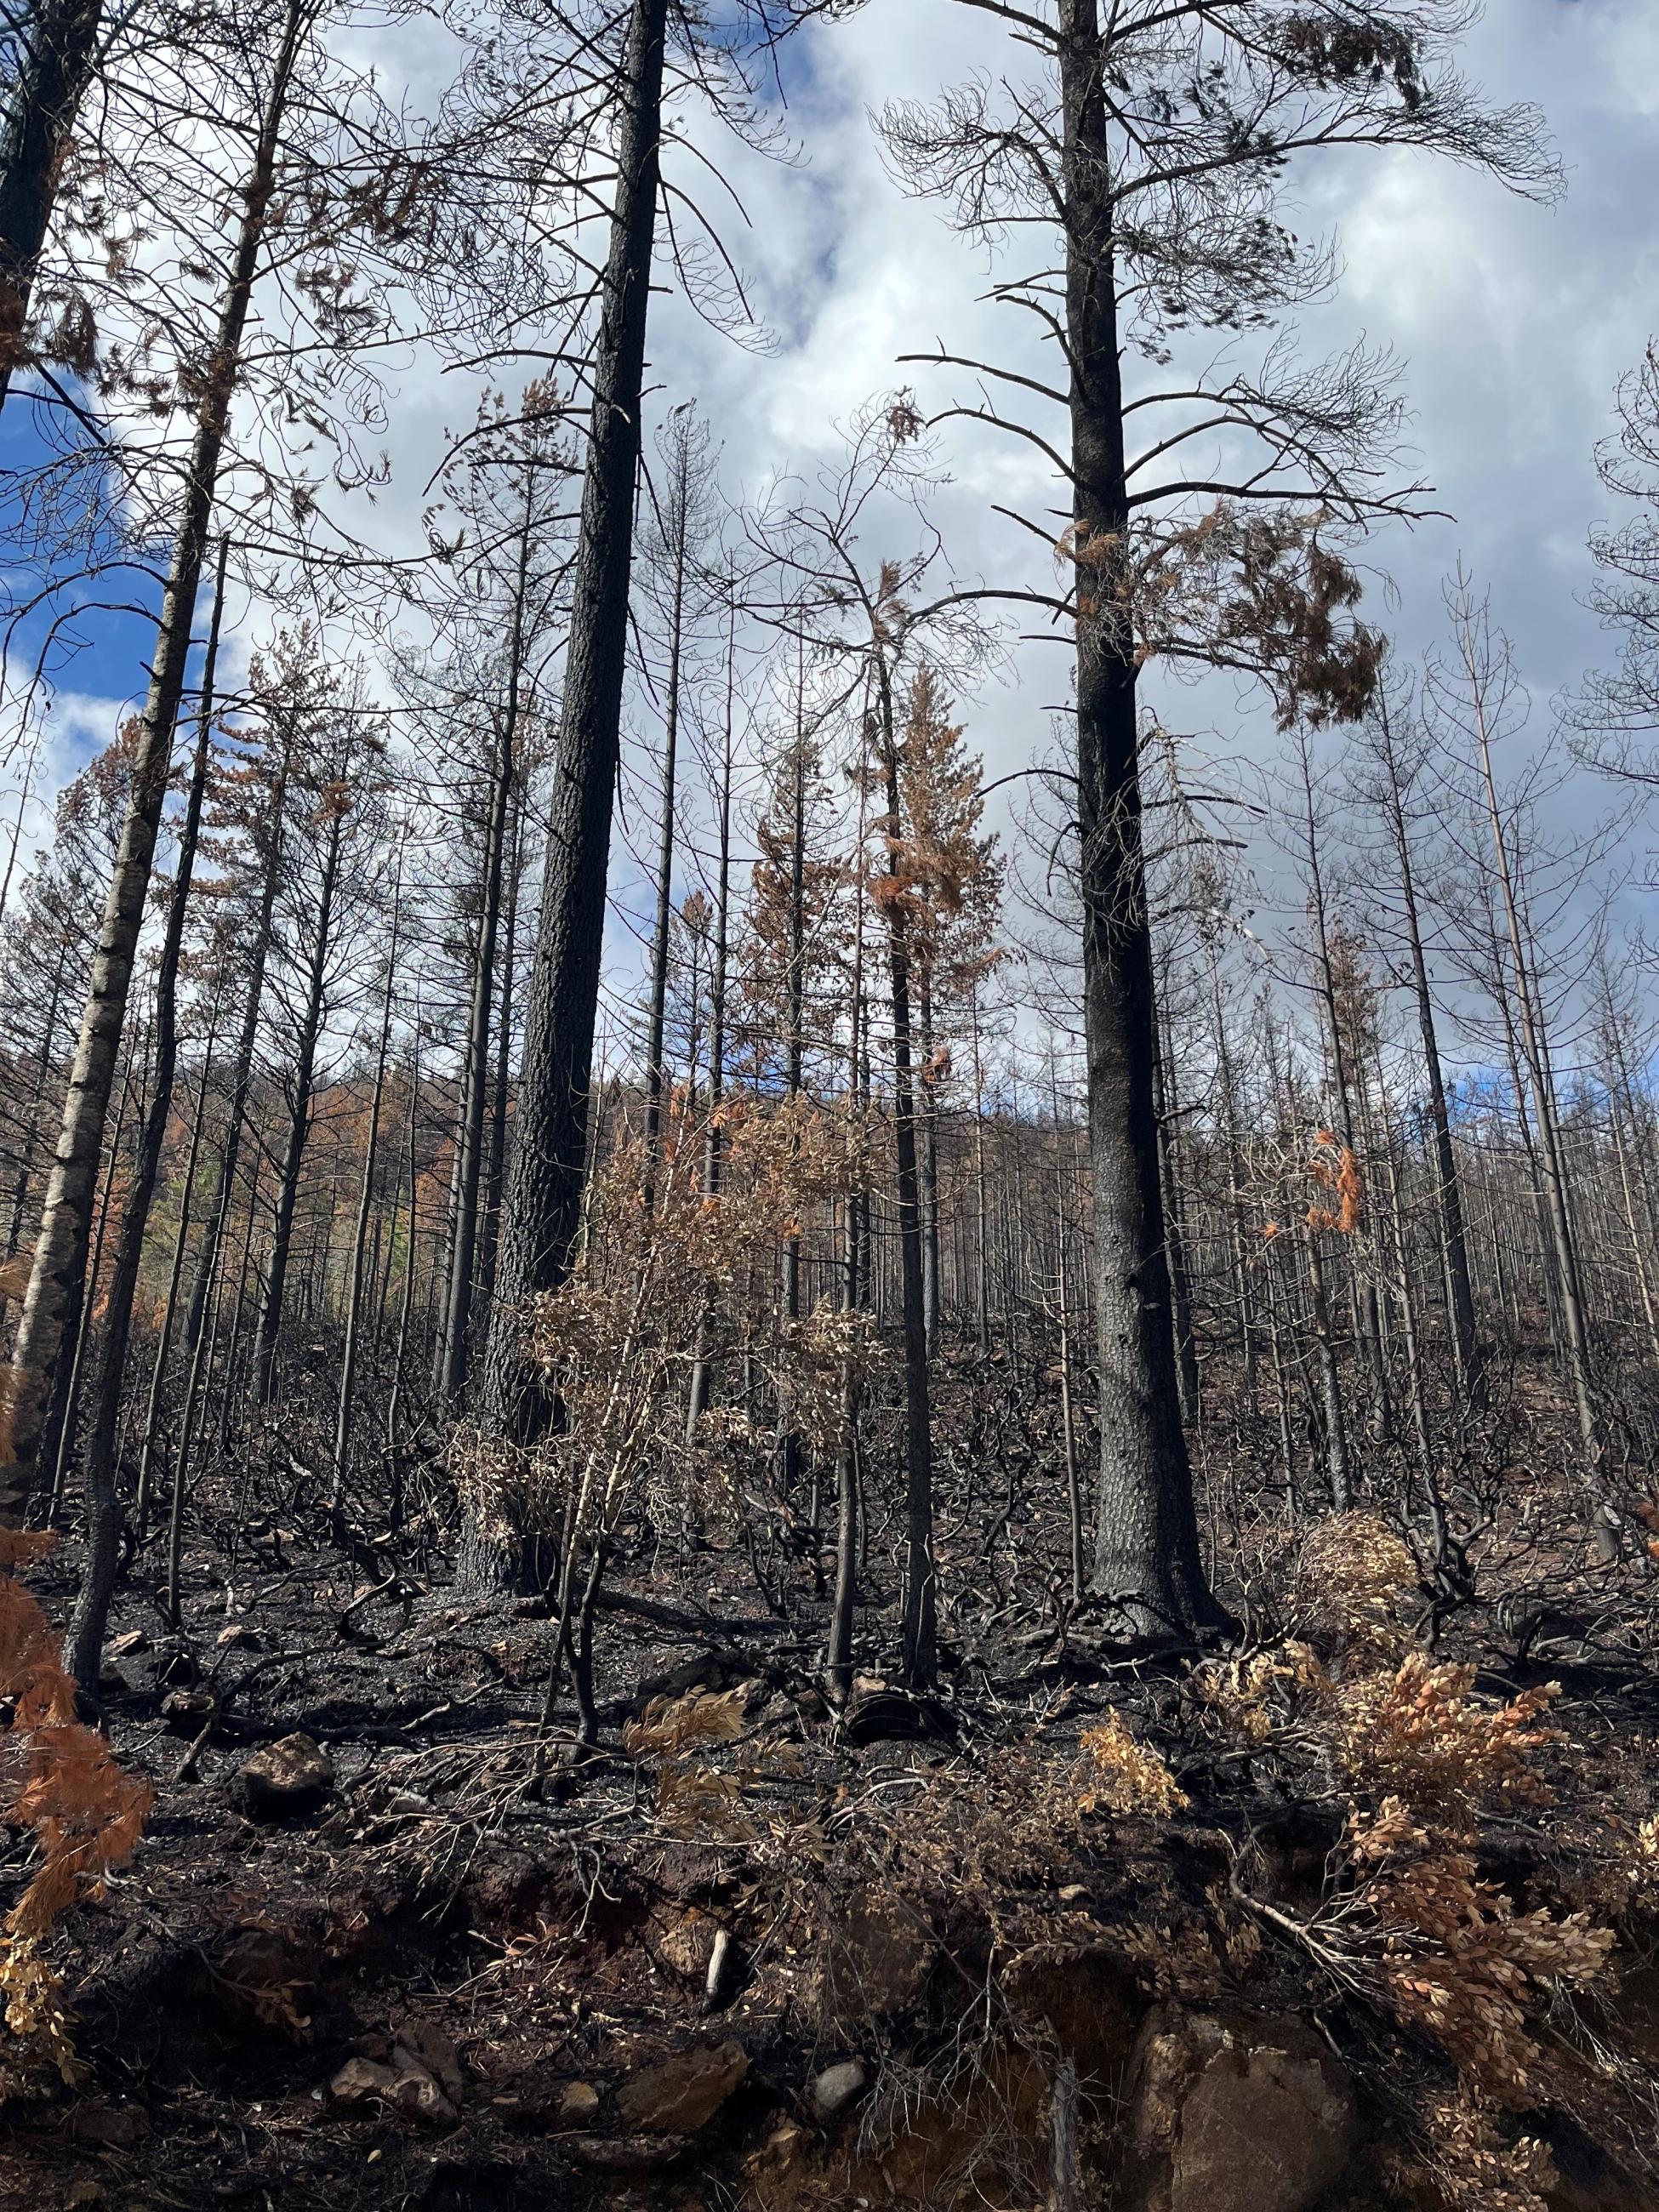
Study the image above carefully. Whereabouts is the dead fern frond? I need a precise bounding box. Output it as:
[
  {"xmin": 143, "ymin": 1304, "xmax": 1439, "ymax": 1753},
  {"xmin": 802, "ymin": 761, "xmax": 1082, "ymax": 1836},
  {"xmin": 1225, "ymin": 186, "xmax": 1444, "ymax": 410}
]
[{"xmin": 0, "ymin": 1533, "xmax": 154, "ymax": 2090}]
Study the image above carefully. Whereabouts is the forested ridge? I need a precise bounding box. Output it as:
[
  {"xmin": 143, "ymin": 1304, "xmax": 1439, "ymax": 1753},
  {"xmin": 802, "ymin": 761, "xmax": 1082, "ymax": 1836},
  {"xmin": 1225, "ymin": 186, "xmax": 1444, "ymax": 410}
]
[{"xmin": 2, "ymin": 4, "xmax": 1659, "ymax": 2208}]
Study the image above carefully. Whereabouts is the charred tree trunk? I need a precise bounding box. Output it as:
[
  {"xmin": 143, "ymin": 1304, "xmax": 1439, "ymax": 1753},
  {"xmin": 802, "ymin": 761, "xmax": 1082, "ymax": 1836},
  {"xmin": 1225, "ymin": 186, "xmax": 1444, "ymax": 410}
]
[
  {"xmin": 685, "ymin": 638, "xmax": 734, "ymax": 1440},
  {"xmin": 971, "ymin": 978, "xmax": 991, "ymax": 1354},
  {"xmin": 1373, "ymin": 697, "xmax": 1482, "ymax": 1400},
  {"xmin": 333, "ymin": 859, "xmax": 402, "ymax": 1509},
  {"xmin": 468, "ymin": 0, "xmax": 668, "ymax": 1579},
  {"xmin": 255, "ymin": 790, "xmax": 345, "ymax": 1404},
  {"xmin": 778, "ymin": 715, "xmax": 807, "ymax": 1505},
  {"xmin": 876, "ymin": 669, "xmax": 938, "ymax": 1690},
  {"xmin": 67, "ymin": 539, "xmax": 229, "ymax": 1685},
  {"xmin": 439, "ymin": 519, "xmax": 526, "ymax": 1402},
  {"xmin": 132, "ymin": 1004, "xmax": 219, "ymax": 1534},
  {"xmin": 0, "ymin": 0, "xmax": 106, "ymax": 408},
  {"xmin": 1152, "ymin": 1011, "xmax": 1200, "ymax": 1429},
  {"xmin": 476, "ymin": 791, "xmax": 524, "ymax": 1323},
  {"xmin": 642, "ymin": 495, "xmax": 687, "ymax": 1190},
  {"xmin": 1059, "ymin": 0, "xmax": 1219, "ymax": 1638},
  {"xmin": 918, "ymin": 972, "xmax": 942, "ymax": 1357}
]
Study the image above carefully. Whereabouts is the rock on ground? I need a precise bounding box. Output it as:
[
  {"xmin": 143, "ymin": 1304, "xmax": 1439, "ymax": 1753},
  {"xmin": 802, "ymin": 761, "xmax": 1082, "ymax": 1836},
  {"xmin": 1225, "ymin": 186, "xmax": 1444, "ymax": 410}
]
[
  {"xmin": 614, "ymin": 2039, "xmax": 749, "ymax": 2134},
  {"xmin": 235, "ymin": 1732, "xmax": 335, "ymax": 1819},
  {"xmin": 1126, "ymin": 2008, "xmax": 1360, "ymax": 2212},
  {"xmin": 810, "ymin": 2059, "xmax": 866, "ymax": 2120}
]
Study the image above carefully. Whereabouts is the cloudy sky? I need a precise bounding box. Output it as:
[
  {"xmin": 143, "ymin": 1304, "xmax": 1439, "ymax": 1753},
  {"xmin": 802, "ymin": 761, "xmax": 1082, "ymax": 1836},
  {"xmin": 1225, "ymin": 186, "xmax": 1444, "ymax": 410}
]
[
  {"xmin": 3, "ymin": 0, "xmax": 1656, "ymax": 1051},
  {"xmin": 607, "ymin": 0, "xmax": 1659, "ymax": 1044},
  {"xmin": 766, "ymin": 0, "xmax": 1658, "ymax": 687},
  {"xmin": 760, "ymin": 2, "xmax": 1652, "ymax": 752}
]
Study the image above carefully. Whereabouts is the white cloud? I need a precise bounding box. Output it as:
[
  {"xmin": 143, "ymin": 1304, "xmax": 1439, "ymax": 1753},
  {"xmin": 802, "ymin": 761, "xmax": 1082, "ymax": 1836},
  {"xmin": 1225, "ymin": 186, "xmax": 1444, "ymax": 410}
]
[{"xmin": 0, "ymin": 688, "xmax": 133, "ymax": 909}]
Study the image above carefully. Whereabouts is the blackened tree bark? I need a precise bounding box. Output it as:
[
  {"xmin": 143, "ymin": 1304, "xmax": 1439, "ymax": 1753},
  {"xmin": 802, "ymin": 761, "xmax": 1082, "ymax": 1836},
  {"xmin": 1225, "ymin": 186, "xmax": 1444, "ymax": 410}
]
[
  {"xmin": 824, "ymin": 761, "xmax": 869, "ymax": 1694},
  {"xmin": 1366, "ymin": 683, "xmax": 1482, "ymax": 1400},
  {"xmin": 255, "ymin": 778, "xmax": 346, "ymax": 1403},
  {"xmin": 916, "ymin": 967, "xmax": 942, "ymax": 1356},
  {"xmin": 468, "ymin": 0, "xmax": 669, "ymax": 1575},
  {"xmin": 333, "ymin": 844, "xmax": 403, "ymax": 1501},
  {"xmin": 684, "ymin": 622, "xmax": 735, "ymax": 1438},
  {"xmin": 439, "ymin": 516, "xmax": 527, "ymax": 1401},
  {"xmin": 1151, "ymin": 1009, "xmax": 1200, "ymax": 1429},
  {"xmin": 66, "ymin": 538, "xmax": 229, "ymax": 1685},
  {"xmin": 476, "ymin": 787, "xmax": 524, "ymax": 1323},
  {"xmin": 0, "ymin": 0, "xmax": 105, "ymax": 408},
  {"xmin": 874, "ymin": 669, "xmax": 938, "ymax": 1688},
  {"xmin": 1058, "ymin": 1, "xmax": 1218, "ymax": 1635},
  {"xmin": 131, "ymin": 1001, "xmax": 219, "ymax": 1533},
  {"xmin": 1303, "ymin": 1211, "xmax": 1354, "ymax": 1510}
]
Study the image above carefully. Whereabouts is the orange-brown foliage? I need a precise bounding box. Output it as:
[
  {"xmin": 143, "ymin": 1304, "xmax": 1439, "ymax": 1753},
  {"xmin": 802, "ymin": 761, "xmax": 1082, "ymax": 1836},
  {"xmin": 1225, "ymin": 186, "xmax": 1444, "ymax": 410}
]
[
  {"xmin": 0, "ymin": 1529, "xmax": 153, "ymax": 2080},
  {"xmin": 1308, "ymin": 1139, "xmax": 1364, "ymax": 1234}
]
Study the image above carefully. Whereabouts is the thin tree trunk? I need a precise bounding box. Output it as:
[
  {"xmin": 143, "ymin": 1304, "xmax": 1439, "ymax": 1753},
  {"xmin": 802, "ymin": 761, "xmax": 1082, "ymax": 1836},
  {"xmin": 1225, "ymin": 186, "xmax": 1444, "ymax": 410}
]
[
  {"xmin": 971, "ymin": 979, "xmax": 991, "ymax": 1353},
  {"xmin": 476, "ymin": 790, "xmax": 524, "ymax": 1322},
  {"xmin": 918, "ymin": 972, "xmax": 942, "ymax": 1356},
  {"xmin": 133, "ymin": 1005, "xmax": 220, "ymax": 1534},
  {"xmin": 1373, "ymin": 693, "xmax": 1481, "ymax": 1397},
  {"xmin": 1152, "ymin": 1011, "xmax": 1200, "ymax": 1428},
  {"xmin": 824, "ymin": 1185, "xmax": 861, "ymax": 1699},
  {"xmin": 1264, "ymin": 1244, "xmax": 1298, "ymax": 1513},
  {"xmin": 333, "ymin": 854, "xmax": 402, "ymax": 1512},
  {"xmin": 685, "ymin": 628, "xmax": 734, "ymax": 1439},
  {"xmin": 1210, "ymin": 959, "xmax": 1257, "ymax": 1406},
  {"xmin": 825, "ymin": 734, "xmax": 871, "ymax": 1690},
  {"xmin": 778, "ymin": 710, "xmax": 807, "ymax": 1504},
  {"xmin": 875, "ymin": 661, "xmax": 937, "ymax": 1690},
  {"xmin": 440, "ymin": 506, "xmax": 529, "ymax": 1400},
  {"xmin": 385, "ymin": 1006, "xmax": 423, "ymax": 1496},
  {"xmin": 641, "ymin": 497, "xmax": 687, "ymax": 1190},
  {"xmin": 1056, "ymin": 1194, "xmax": 1085, "ymax": 1609},
  {"xmin": 255, "ymin": 791, "xmax": 345, "ymax": 1403},
  {"xmin": 1377, "ymin": 1075, "xmax": 1432, "ymax": 1480},
  {"xmin": 68, "ymin": 539, "xmax": 230, "ymax": 1684},
  {"xmin": 1266, "ymin": 1012, "xmax": 1349, "ymax": 1508},
  {"xmin": 1303, "ymin": 1223, "xmax": 1351, "ymax": 1510}
]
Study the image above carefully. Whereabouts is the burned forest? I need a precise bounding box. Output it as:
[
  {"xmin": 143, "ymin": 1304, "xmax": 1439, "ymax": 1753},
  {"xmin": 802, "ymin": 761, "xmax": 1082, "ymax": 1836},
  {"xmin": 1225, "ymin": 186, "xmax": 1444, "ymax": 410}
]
[{"xmin": 4, "ymin": 3, "xmax": 1659, "ymax": 2209}]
